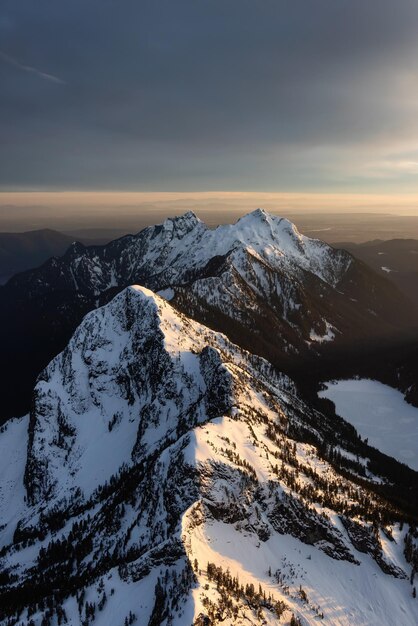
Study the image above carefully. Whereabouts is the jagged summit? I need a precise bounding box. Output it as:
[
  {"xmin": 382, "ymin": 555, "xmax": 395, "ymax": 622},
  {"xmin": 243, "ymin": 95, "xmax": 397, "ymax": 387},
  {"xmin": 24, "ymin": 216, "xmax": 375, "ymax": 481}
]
[
  {"xmin": 150, "ymin": 209, "xmax": 340, "ymax": 285},
  {"xmin": 211, "ymin": 209, "xmax": 330, "ymax": 276},
  {"xmin": 158, "ymin": 210, "xmax": 204, "ymax": 239},
  {"xmin": 235, "ymin": 207, "xmax": 294, "ymax": 232},
  {"xmin": 24, "ymin": 284, "xmax": 236, "ymax": 506},
  {"xmin": 147, "ymin": 208, "xmax": 350, "ymax": 288},
  {"xmin": 6, "ymin": 208, "xmax": 352, "ymax": 296}
]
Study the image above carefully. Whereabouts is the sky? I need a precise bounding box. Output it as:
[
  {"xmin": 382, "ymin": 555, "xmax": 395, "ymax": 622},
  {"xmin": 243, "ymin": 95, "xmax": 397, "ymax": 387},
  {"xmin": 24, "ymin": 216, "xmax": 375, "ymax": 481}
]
[{"xmin": 2, "ymin": 1, "xmax": 418, "ymax": 208}]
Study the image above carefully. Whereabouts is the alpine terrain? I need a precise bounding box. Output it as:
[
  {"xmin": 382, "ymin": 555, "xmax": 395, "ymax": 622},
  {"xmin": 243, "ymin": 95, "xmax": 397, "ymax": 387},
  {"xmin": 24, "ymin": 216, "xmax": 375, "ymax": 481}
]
[
  {"xmin": 0, "ymin": 211, "xmax": 417, "ymax": 626},
  {"xmin": 1, "ymin": 209, "xmax": 416, "ymax": 421}
]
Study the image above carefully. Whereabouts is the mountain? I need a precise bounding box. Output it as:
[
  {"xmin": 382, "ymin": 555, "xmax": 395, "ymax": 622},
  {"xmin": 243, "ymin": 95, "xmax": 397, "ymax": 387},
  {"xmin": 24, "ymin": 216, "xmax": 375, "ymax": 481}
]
[
  {"xmin": 1, "ymin": 209, "xmax": 416, "ymax": 422},
  {"xmin": 0, "ymin": 228, "xmax": 115, "ymax": 285},
  {"xmin": 0, "ymin": 286, "xmax": 417, "ymax": 626},
  {"xmin": 338, "ymin": 238, "xmax": 418, "ymax": 307},
  {"xmin": 0, "ymin": 229, "xmax": 78, "ymax": 284}
]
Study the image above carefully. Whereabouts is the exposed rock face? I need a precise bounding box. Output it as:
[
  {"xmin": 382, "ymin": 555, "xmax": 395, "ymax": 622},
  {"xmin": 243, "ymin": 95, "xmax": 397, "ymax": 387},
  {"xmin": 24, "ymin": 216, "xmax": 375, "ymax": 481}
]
[
  {"xmin": 0, "ymin": 286, "xmax": 416, "ymax": 626},
  {"xmin": 2, "ymin": 209, "xmax": 417, "ymax": 421}
]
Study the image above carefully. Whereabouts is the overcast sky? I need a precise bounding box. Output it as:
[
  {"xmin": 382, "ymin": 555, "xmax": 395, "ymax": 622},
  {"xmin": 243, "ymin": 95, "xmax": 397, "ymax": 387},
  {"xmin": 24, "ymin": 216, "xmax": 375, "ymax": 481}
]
[{"xmin": 2, "ymin": 1, "xmax": 418, "ymax": 194}]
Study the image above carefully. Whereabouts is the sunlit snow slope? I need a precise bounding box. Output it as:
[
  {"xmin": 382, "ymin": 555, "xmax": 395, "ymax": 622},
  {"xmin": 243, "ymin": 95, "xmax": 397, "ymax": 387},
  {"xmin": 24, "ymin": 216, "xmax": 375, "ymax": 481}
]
[{"xmin": 0, "ymin": 287, "xmax": 417, "ymax": 626}]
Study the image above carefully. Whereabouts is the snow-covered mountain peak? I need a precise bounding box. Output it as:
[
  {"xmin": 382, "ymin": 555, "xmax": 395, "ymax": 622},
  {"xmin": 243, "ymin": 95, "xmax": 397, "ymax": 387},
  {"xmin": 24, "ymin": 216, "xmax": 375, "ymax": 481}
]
[
  {"xmin": 126, "ymin": 284, "xmax": 226, "ymax": 355},
  {"xmin": 106, "ymin": 209, "xmax": 350, "ymax": 299},
  {"xmin": 159, "ymin": 210, "xmax": 204, "ymax": 239},
  {"xmin": 223, "ymin": 209, "xmax": 304, "ymax": 253},
  {"xmin": 23, "ymin": 285, "xmax": 237, "ymax": 506},
  {"xmin": 1, "ymin": 283, "xmax": 417, "ymax": 625},
  {"xmin": 145, "ymin": 208, "xmax": 345, "ymax": 284},
  {"xmin": 190, "ymin": 209, "xmax": 350, "ymax": 288}
]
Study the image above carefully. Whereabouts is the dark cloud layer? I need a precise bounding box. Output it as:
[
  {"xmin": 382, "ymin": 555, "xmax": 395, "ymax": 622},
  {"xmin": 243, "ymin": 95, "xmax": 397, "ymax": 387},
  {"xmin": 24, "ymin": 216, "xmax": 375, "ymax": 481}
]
[{"xmin": 1, "ymin": 1, "xmax": 418, "ymax": 190}]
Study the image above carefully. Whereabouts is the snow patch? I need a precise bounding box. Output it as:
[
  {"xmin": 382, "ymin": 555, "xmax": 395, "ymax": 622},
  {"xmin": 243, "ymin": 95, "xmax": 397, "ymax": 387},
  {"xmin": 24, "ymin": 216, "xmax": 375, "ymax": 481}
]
[
  {"xmin": 381, "ymin": 266, "xmax": 394, "ymax": 273},
  {"xmin": 309, "ymin": 321, "xmax": 336, "ymax": 343},
  {"xmin": 157, "ymin": 287, "xmax": 175, "ymax": 301}
]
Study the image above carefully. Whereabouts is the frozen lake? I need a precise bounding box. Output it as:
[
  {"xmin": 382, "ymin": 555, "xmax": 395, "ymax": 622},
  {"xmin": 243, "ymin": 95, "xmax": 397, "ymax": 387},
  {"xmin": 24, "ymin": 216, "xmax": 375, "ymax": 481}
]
[{"xmin": 319, "ymin": 379, "xmax": 418, "ymax": 471}]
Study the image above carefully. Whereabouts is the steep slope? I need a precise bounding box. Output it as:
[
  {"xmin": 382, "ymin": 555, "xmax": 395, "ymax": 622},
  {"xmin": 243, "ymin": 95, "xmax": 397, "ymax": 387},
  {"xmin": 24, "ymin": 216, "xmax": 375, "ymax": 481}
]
[
  {"xmin": 1, "ymin": 210, "xmax": 416, "ymax": 422},
  {"xmin": 0, "ymin": 287, "xmax": 417, "ymax": 626},
  {"xmin": 337, "ymin": 238, "xmax": 418, "ymax": 307},
  {"xmin": 0, "ymin": 229, "xmax": 77, "ymax": 283}
]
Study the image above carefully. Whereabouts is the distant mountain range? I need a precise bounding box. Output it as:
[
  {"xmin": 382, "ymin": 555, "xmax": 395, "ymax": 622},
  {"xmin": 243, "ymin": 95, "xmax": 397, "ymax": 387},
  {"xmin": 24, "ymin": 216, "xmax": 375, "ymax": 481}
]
[
  {"xmin": 339, "ymin": 238, "xmax": 418, "ymax": 307},
  {"xmin": 0, "ymin": 229, "xmax": 121, "ymax": 284},
  {"xmin": 0, "ymin": 229, "xmax": 77, "ymax": 283},
  {"xmin": 3, "ymin": 223, "xmax": 418, "ymax": 304}
]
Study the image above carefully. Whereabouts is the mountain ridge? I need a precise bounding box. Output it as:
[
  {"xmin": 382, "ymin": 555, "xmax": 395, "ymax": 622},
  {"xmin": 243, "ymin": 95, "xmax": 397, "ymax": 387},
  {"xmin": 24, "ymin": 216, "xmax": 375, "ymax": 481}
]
[
  {"xmin": 0, "ymin": 229, "xmax": 78, "ymax": 283},
  {"xmin": 1, "ymin": 209, "xmax": 416, "ymax": 422},
  {"xmin": 0, "ymin": 284, "xmax": 417, "ymax": 625}
]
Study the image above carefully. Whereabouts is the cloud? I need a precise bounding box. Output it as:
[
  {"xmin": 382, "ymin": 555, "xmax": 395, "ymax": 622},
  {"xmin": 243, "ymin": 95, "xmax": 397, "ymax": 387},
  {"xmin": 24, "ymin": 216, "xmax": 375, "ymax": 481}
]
[
  {"xmin": 364, "ymin": 157, "xmax": 418, "ymax": 178},
  {"xmin": 1, "ymin": 1, "xmax": 418, "ymax": 191},
  {"xmin": 0, "ymin": 49, "xmax": 65, "ymax": 84}
]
